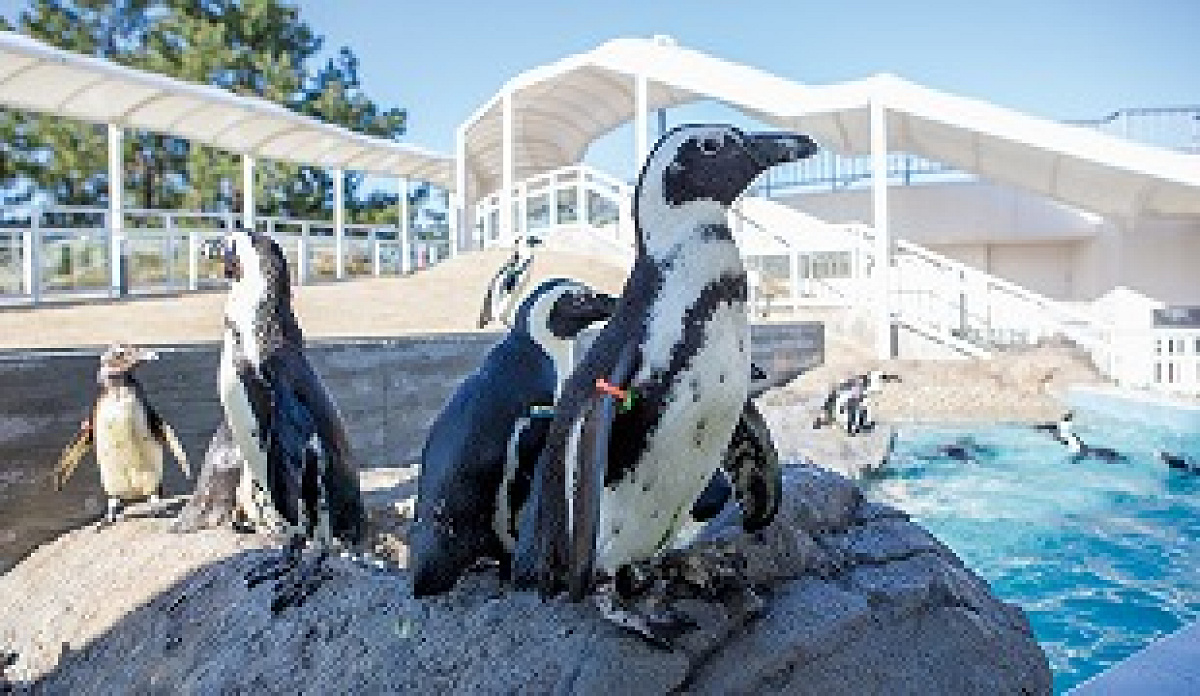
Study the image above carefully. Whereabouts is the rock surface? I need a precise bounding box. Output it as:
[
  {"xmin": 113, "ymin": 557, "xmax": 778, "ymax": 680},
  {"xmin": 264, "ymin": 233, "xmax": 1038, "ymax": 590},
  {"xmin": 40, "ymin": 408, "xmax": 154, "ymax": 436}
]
[{"xmin": 0, "ymin": 466, "xmax": 1051, "ymax": 695}]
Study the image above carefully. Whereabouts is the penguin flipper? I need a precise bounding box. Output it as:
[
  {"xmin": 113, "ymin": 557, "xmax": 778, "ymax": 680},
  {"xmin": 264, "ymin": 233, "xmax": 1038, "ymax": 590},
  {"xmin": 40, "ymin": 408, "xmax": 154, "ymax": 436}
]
[
  {"xmin": 55, "ymin": 425, "xmax": 93, "ymax": 491},
  {"xmin": 720, "ymin": 400, "xmax": 782, "ymax": 532},
  {"xmin": 568, "ymin": 341, "xmax": 639, "ymax": 601},
  {"xmin": 159, "ymin": 422, "xmax": 190, "ymax": 477}
]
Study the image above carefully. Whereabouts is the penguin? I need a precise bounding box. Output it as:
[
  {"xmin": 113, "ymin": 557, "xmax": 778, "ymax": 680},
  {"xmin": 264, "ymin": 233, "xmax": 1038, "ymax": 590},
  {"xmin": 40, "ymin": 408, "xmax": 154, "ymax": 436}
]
[
  {"xmin": 1062, "ymin": 432, "xmax": 1127, "ymax": 464},
  {"xmin": 813, "ymin": 370, "xmax": 901, "ymax": 435},
  {"xmin": 1157, "ymin": 450, "xmax": 1199, "ymax": 473},
  {"xmin": 169, "ymin": 419, "xmax": 248, "ymax": 533},
  {"xmin": 412, "ymin": 276, "xmax": 618, "ymax": 597},
  {"xmin": 478, "ymin": 235, "xmax": 543, "ymax": 329},
  {"xmin": 1033, "ymin": 411, "xmax": 1074, "ymax": 445},
  {"xmin": 217, "ymin": 223, "xmax": 368, "ymax": 613},
  {"xmin": 513, "ymin": 124, "xmax": 818, "ymax": 606},
  {"xmin": 54, "ymin": 342, "xmax": 191, "ymax": 526}
]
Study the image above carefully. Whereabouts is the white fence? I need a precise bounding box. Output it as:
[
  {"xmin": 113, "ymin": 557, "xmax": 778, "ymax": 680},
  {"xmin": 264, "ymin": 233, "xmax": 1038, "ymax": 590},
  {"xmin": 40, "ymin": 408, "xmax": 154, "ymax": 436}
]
[{"xmin": 0, "ymin": 207, "xmax": 450, "ymax": 304}]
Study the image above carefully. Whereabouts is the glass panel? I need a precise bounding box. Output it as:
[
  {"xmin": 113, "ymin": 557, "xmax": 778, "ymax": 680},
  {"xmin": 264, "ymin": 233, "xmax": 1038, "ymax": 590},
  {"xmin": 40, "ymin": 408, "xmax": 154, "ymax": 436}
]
[
  {"xmin": 557, "ymin": 188, "xmax": 578, "ymax": 224},
  {"xmin": 587, "ymin": 190, "xmax": 619, "ymax": 227},
  {"xmin": 40, "ymin": 230, "xmax": 110, "ymax": 295},
  {"xmin": 0, "ymin": 228, "xmax": 24, "ymax": 295},
  {"xmin": 527, "ymin": 193, "xmax": 550, "ymax": 229}
]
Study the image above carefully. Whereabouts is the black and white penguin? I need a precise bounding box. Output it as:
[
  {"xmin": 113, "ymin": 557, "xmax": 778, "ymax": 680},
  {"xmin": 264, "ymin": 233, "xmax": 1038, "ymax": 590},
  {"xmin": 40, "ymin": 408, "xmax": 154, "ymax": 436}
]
[
  {"xmin": 1033, "ymin": 411, "xmax": 1074, "ymax": 445},
  {"xmin": 169, "ymin": 419, "xmax": 248, "ymax": 533},
  {"xmin": 217, "ymin": 223, "xmax": 367, "ymax": 612},
  {"xmin": 513, "ymin": 124, "xmax": 818, "ymax": 603},
  {"xmin": 54, "ymin": 342, "xmax": 190, "ymax": 526},
  {"xmin": 1062, "ymin": 432, "xmax": 1127, "ymax": 464},
  {"xmin": 478, "ymin": 235, "xmax": 543, "ymax": 329},
  {"xmin": 1157, "ymin": 449, "xmax": 1199, "ymax": 473},
  {"xmin": 813, "ymin": 370, "xmax": 901, "ymax": 435},
  {"xmin": 412, "ymin": 277, "xmax": 617, "ymax": 597}
]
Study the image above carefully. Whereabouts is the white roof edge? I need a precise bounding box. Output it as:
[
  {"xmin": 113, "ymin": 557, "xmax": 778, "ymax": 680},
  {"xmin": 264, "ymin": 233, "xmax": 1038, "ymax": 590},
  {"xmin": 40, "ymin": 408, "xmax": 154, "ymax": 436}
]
[
  {"xmin": 0, "ymin": 31, "xmax": 454, "ymax": 188},
  {"xmin": 865, "ymin": 75, "xmax": 1200, "ymax": 188}
]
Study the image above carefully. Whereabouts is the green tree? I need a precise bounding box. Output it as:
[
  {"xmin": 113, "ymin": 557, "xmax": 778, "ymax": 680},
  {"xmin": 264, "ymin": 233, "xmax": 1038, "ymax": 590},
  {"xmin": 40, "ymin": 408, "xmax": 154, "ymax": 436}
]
[{"xmin": 0, "ymin": 0, "xmax": 415, "ymax": 222}]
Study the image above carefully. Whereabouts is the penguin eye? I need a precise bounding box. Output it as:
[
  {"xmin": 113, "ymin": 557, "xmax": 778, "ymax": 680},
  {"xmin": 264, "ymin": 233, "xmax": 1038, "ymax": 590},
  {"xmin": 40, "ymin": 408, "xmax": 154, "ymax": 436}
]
[{"xmin": 700, "ymin": 138, "xmax": 722, "ymax": 155}]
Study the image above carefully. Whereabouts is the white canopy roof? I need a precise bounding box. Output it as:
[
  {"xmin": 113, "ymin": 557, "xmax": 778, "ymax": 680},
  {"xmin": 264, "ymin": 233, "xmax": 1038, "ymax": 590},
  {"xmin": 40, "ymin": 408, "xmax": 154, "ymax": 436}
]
[
  {"xmin": 462, "ymin": 36, "xmax": 1200, "ymax": 220},
  {"xmin": 0, "ymin": 31, "xmax": 453, "ymax": 188}
]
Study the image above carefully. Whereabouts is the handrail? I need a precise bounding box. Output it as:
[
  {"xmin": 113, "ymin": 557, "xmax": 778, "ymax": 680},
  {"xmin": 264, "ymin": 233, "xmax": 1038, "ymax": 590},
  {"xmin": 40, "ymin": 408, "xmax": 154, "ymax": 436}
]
[{"xmin": 893, "ymin": 238, "xmax": 1115, "ymax": 334}]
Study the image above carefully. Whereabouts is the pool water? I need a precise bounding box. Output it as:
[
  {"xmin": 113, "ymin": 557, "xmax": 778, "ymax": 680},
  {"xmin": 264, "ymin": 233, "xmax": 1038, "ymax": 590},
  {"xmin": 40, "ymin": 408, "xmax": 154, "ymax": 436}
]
[{"xmin": 866, "ymin": 415, "xmax": 1200, "ymax": 694}]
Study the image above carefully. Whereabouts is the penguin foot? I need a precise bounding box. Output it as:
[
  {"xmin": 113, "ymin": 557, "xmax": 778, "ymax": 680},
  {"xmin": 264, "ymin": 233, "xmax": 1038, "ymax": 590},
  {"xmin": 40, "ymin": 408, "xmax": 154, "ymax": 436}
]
[
  {"xmin": 596, "ymin": 544, "xmax": 766, "ymax": 650},
  {"xmin": 270, "ymin": 549, "xmax": 331, "ymax": 614},
  {"xmin": 593, "ymin": 590, "xmax": 697, "ymax": 651},
  {"xmin": 245, "ymin": 537, "xmax": 333, "ymax": 614},
  {"xmin": 245, "ymin": 536, "xmax": 304, "ymax": 589}
]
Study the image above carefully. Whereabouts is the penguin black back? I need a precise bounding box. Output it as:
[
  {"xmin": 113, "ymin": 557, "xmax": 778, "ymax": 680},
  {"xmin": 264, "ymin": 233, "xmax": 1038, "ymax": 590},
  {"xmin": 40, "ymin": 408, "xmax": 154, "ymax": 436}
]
[{"xmin": 411, "ymin": 278, "xmax": 616, "ymax": 596}]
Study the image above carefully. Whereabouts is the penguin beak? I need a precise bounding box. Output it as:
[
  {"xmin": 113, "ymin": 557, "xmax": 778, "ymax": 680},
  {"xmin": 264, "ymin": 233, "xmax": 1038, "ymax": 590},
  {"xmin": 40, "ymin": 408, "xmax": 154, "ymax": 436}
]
[
  {"xmin": 223, "ymin": 239, "xmax": 242, "ymax": 281},
  {"xmin": 549, "ymin": 291, "xmax": 618, "ymax": 337},
  {"xmin": 742, "ymin": 132, "xmax": 819, "ymax": 169}
]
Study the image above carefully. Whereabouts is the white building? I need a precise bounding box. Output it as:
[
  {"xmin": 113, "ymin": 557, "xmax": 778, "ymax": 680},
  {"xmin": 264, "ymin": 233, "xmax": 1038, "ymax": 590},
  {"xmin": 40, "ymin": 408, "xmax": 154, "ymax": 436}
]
[{"xmin": 453, "ymin": 36, "xmax": 1200, "ymax": 393}]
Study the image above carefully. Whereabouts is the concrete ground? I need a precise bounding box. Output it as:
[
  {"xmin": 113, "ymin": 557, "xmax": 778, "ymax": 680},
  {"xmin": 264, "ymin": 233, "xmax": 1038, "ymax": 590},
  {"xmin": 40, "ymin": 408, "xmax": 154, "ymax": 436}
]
[{"xmin": 0, "ymin": 249, "xmax": 631, "ymax": 350}]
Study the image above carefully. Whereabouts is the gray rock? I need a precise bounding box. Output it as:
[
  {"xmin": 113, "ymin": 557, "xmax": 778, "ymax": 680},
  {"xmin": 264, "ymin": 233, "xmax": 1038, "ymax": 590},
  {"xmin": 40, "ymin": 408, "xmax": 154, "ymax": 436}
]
[{"xmin": 0, "ymin": 465, "xmax": 1050, "ymax": 695}]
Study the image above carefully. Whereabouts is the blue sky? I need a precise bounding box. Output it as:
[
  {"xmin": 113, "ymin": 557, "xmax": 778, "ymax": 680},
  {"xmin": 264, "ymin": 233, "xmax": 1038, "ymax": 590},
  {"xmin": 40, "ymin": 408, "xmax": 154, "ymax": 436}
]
[{"xmin": 0, "ymin": 0, "xmax": 1196, "ymax": 179}]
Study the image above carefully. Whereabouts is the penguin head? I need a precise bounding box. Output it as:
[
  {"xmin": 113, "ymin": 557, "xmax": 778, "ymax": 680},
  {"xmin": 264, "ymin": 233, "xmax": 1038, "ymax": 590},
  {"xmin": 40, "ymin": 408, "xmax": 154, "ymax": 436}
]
[
  {"xmin": 634, "ymin": 124, "xmax": 818, "ymax": 254},
  {"xmin": 478, "ymin": 236, "xmax": 543, "ymax": 329},
  {"xmin": 514, "ymin": 278, "xmax": 616, "ymax": 344},
  {"xmin": 98, "ymin": 342, "xmax": 157, "ymax": 382},
  {"xmin": 221, "ymin": 222, "xmax": 299, "ymax": 360}
]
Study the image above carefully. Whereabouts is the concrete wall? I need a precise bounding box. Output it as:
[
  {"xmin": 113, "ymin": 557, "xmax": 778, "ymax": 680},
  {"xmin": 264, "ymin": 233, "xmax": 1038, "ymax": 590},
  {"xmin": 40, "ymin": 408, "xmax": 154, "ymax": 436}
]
[
  {"xmin": 0, "ymin": 323, "xmax": 823, "ymax": 574},
  {"xmin": 776, "ymin": 181, "xmax": 1200, "ymax": 305}
]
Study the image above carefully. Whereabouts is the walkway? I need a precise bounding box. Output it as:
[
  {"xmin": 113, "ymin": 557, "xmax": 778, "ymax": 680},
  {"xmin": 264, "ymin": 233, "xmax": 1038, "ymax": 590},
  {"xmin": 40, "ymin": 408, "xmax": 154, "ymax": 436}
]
[{"xmin": 0, "ymin": 249, "xmax": 629, "ymax": 349}]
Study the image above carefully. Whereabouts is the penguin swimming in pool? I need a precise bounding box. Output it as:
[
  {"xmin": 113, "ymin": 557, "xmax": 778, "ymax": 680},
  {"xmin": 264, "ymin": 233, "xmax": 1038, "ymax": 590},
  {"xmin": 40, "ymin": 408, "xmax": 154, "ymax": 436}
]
[
  {"xmin": 513, "ymin": 125, "xmax": 818, "ymax": 619},
  {"xmin": 1033, "ymin": 411, "xmax": 1074, "ymax": 445},
  {"xmin": 412, "ymin": 276, "xmax": 617, "ymax": 596},
  {"xmin": 217, "ymin": 223, "xmax": 368, "ymax": 613},
  {"xmin": 55, "ymin": 342, "xmax": 191, "ymax": 526},
  {"xmin": 1157, "ymin": 450, "xmax": 1199, "ymax": 473},
  {"xmin": 1061, "ymin": 432, "xmax": 1127, "ymax": 464}
]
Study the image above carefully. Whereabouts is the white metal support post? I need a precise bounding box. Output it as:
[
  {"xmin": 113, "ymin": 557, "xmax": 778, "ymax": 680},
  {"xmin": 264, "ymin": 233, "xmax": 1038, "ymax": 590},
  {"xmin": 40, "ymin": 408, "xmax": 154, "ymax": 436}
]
[
  {"xmin": 334, "ymin": 168, "xmax": 345, "ymax": 279},
  {"xmin": 399, "ymin": 177, "xmax": 411, "ymax": 274},
  {"xmin": 501, "ymin": 91, "xmax": 514, "ymax": 244},
  {"xmin": 241, "ymin": 153, "xmax": 255, "ymax": 232},
  {"xmin": 454, "ymin": 127, "xmax": 467, "ymax": 257},
  {"xmin": 108, "ymin": 123, "xmax": 124, "ymax": 298},
  {"xmin": 870, "ymin": 98, "xmax": 893, "ymax": 360},
  {"xmin": 635, "ymin": 73, "xmax": 649, "ymax": 173},
  {"xmin": 22, "ymin": 207, "xmax": 39, "ymax": 302}
]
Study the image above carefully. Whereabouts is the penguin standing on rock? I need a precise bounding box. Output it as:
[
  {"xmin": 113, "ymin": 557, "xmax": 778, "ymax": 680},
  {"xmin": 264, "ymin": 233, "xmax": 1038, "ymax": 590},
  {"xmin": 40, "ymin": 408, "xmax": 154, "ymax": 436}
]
[
  {"xmin": 813, "ymin": 370, "xmax": 901, "ymax": 435},
  {"xmin": 513, "ymin": 125, "xmax": 818, "ymax": 628},
  {"xmin": 412, "ymin": 277, "xmax": 617, "ymax": 597},
  {"xmin": 217, "ymin": 223, "xmax": 368, "ymax": 613},
  {"xmin": 55, "ymin": 342, "xmax": 190, "ymax": 526},
  {"xmin": 478, "ymin": 235, "xmax": 543, "ymax": 329}
]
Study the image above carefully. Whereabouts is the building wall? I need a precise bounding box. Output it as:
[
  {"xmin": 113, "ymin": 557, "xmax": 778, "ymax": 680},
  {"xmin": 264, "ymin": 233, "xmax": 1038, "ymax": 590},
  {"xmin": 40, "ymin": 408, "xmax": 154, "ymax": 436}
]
[
  {"xmin": 775, "ymin": 181, "xmax": 1200, "ymax": 305},
  {"xmin": 0, "ymin": 323, "xmax": 824, "ymax": 574}
]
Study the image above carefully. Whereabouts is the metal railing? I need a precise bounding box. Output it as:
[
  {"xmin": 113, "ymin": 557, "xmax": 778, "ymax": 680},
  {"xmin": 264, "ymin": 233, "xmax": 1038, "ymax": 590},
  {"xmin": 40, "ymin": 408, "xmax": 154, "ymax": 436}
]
[
  {"xmin": 0, "ymin": 207, "xmax": 450, "ymax": 305},
  {"xmin": 888, "ymin": 238, "xmax": 1117, "ymax": 371},
  {"xmin": 1152, "ymin": 328, "xmax": 1200, "ymax": 395},
  {"xmin": 473, "ymin": 164, "xmax": 633, "ymax": 249}
]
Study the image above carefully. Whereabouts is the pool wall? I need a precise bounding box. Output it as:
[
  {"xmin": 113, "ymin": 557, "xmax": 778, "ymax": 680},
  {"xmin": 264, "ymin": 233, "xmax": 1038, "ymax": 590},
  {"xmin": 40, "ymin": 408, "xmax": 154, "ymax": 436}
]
[
  {"xmin": 0, "ymin": 322, "xmax": 823, "ymax": 574},
  {"xmin": 1064, "ymin": 384, "xmax": 1200, "ymax": 433}
]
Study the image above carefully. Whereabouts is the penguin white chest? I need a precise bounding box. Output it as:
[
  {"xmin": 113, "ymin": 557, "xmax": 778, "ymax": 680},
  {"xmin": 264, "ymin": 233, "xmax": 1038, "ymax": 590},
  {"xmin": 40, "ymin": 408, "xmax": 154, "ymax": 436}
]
[
  {"xmin": 597, "ymin": 265, "xmax": 749, "ymax": 571},
  {"xmin": 218, "ymin": 340, "xmax": 290, "ymax": 534},
  {"xmin": 94, "ymin": 388, "xmax": 163, "ymax": 499}
]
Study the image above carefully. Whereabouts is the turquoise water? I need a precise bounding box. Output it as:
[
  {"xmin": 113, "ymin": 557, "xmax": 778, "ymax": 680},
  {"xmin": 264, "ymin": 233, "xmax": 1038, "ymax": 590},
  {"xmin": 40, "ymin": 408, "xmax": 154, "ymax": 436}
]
[{"xmin": 866, "ymin": 416, "xmax": 1200, "ymax": 695}]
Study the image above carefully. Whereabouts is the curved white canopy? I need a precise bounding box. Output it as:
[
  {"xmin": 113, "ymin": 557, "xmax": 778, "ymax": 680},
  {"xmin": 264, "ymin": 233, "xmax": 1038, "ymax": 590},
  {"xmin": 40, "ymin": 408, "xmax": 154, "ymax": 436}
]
[
  {"xmin": 461, "ymin": 36, "xmax": 1200, "ymax": 219},
  {"xmin": 0, "ymin": 31, "xmax": 453, "ymax": 188}
]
